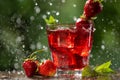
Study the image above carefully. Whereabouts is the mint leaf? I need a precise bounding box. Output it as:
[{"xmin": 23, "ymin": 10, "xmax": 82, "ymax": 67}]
[
  {"xmin": 95, "ymin": 61, "xmax": 111, "ymax": 70},
  {"xmin": 44, "ymin": 15, "xmax": 56, "ymax": 25},
  {"xmin": 82, "ymin": 66, "xmax": 95, "ymax": 77},
  {"xmin": 82, "ymin": 61, "xmax": 114, "ymax": 77},
  {"xmin": 94, "ymin": 61, "xmax": 114, "ymax": 74}
]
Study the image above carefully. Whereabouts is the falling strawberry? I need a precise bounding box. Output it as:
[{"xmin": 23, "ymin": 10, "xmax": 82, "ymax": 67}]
[
  {"xmin": 38, "ymin": 60, "xmax": 56, "ymax": 77},
  {"xmin": 76, "ymin": 17, "xmax": 94, "ymax": 31},
  {"xmin": 83, "ymin": 0, "xmax": 103, "ymax": 19},
  {"xmin": 22, "ymin": 59, "xmax": 37, "ymax": 77}
]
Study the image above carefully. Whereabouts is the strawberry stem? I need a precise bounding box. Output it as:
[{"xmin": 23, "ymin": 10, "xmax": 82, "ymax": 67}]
[
  {"xmin": 29, "ymin": 49, "xmax": 44, "ymax": 59},
  {"xmin": 80, "ymin": 14, "xmax": 86, "ymax": 19}
]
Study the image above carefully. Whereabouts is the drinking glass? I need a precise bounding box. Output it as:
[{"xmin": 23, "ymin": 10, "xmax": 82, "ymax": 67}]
[{"xmin": 46, "ymin": 24, "xmax": 94, "ymax": 78}]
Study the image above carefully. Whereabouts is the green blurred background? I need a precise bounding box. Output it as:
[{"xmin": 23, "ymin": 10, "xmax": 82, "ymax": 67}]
[{"xmin": 0, "ymin": 0, "xmax": 120, "ymax": 71}]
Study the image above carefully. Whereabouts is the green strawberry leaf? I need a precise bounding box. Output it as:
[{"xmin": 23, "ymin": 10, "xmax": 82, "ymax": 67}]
[{"xmin": 44, "ymin": 15, "xmax": 56, "ymax": 25}]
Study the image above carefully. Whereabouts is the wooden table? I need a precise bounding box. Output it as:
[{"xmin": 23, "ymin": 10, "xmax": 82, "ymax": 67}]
[{"xmin": 0, "ymin": 71, "xmax": 120, "ymax": 80}]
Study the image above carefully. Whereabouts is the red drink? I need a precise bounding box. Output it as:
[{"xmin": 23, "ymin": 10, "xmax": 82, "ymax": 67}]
[{"xmin": 47, "ymin": 24, "xmax": 93, "ymax": 70}]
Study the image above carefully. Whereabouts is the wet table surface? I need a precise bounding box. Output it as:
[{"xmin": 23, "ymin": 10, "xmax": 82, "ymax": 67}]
[{"xmin": 0, "ymin": 71, "xmax": 120, "ymax": 80}]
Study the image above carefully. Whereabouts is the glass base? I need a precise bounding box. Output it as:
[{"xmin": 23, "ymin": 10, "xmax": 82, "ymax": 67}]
[{"xmin": 56, "ymin": 69, "xmax": 82, "ymax": 79}]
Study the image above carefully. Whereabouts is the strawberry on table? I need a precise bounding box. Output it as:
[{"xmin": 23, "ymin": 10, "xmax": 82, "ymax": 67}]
[
  {"xmin": 83, "ymin": 0, "xmax": 103, "ymax": 19},
  {"xmin": 38, "ymin": 60, "xmax": 56, "ymax": 77},
  {"xmin": 22, "ymin": 49, "xmax": 44, "ymax": 77},
  {"xmin": 22, "ymin": 59, "xmax": 37, "ymax": 77},
  {"xmin": 34, "ymin": 60, "xmax": 40, "ymax": 74}
]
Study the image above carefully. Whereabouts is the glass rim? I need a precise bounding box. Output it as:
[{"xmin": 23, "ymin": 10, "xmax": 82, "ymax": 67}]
[{"xmin": 46, "ymin": 24, "xmax": 76, "ymax": 30}]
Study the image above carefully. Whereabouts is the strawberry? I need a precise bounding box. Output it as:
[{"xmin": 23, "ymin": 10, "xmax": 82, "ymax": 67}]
[
  {"xmin": 83, "ymin": 0, "xmax": 103, "ymax": 19},
  {"xmin": 76, "ymin": 17, "xmax": 94, "ymax": 31},
  {"xmin": 38, "ymin": 60, "xmax": 56, "ymax": 77},
  {"xmin": 22, "ymin": 49, "xmax": 44, "ymax": 77},
  {"xmin": 22, "ymin": 59, "xmax": 37, "ymax": 77},
  {"xmin": 34, "ymin": 60, "xmax": 40, "ymax": 74}
]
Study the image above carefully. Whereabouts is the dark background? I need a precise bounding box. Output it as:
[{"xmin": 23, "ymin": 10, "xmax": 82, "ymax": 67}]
[{"xmin": 0, "ymin": 0, "xmax": 120, "ymax": 71}]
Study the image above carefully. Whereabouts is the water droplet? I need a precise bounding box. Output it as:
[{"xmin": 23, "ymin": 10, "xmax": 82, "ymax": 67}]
[
  {"xmin": 90, "ymin": 54, "xmax": 93, "ymax": 58},
  {"xmin": 30, "ymin": 16, "xmax": 35, "ymax": 21},
  {"xmin": 47, "ymin": 11, "xmax": 51, "ymax": 15},
  {"xmin": 42, "ymin": 15, "xmax": 47, "ymax": 19},
  {"xmin": 101, "ymin": 18, "xmax": 104, "ymax": 21},
  {"xmin": 16, "ymin": 18, "xmax": 21, "ymax": 24},
  {"xmin": 61, "ymin": 0, "xmax": 66, "ymax": 3},
  {"xmin": 98, "ymin": 56, "xmax": 101, "ymax": 58},
  {"xmin": 17, "ymin": 71, "xmax": 21, "ymax": 75},
  {"xmin": 52, "ymin": 10, "xmax": 56, "ymax": 13},
  {"xmin": 56, "ymin": 12, "xmax": 60, "ymax": 16},
  {"xmin": 14, "ymin": 63, "xmax": 19, "ymax": 69},
  {"xmin": 8, "ymin": 71, "xmax": 11, "ymax": 74},
  {"xmin": 41, "ymin": 58, "xmax": 46, "ymax": 62},
  {"xmin": 34, "ymin": 6, "xmax": 40, "ymax": 14},
  {"xmin": 21, "ymin": 71, "xmax": 24, "ymax": 75},
  {"xmin": 35, "ymin": 3, "xmax": 38, "ymax": 6},
  {"xmin": 49, "ymin": 2, "xmax": 53, "ymax": 6},
  {"xmin": 22, "ymin": 45, "xmax": 25, "ymax": 48},
  {"xmin": 37, "ymin": 24, "xmax": 44, "ymax": 30},
  {"xmin": 21, "ymin": 35, "xmax": 25, "ymax": 40},
  {"xmin": 40, "ymin": 26, "xmax": 44, "ymax": 30},
  {"xmin": 56, "ymin": 19, "xmax": 59, "ymax": 23},
  {"xmin": 73, "ymin": 16, "xmax": 77, "ymax": 21},
  {"xmin": 103, "ymin": 29, "xmax": 106, "ymax": 32},
  {"xmin": 36, "ymin": 42, "xmax": 42, "ymax": 49},
  {"xmin": 101, "ymin": 45, "xmax": 105, "ymax": 50},
  {"xmin": 43, "ymin": 45, "xmax": 48, "ymax": 52},
  {"xmin": 12, "ymin": 70, "xmax": 16, "ymax": 74},
  {"xmin": 16, "ymin": 36, "xmax": 22, "ymax": 43},
  {"xmin": 108, "ymin": 20, "xmax": 113, "ymax": 25},
  {"xmin": 115, "ymin": 63, "xmax": 118, "ymax": 66},
  {"xmin": 73, "ymin": 4, "xmax": 77, "ymax": 7},
  {"xmin": 112, "ymin": 58, "xmax": 115, "ymax": 60},
  {"xmin": 30, "ymin": 44, "xmax": 36, "ymax": 50}
]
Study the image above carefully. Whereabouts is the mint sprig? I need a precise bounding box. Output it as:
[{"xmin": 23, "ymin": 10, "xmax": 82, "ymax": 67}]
[
  {"xmin": 94, "ymin": 61, "xmax": 114, "ymax": 75},
  {"xmin": 82, "ymin": 61, "xmax": 114, "ymax": 77},
  {"xmin": 45, "ymin": 15, "xmax": 56, "ymax": 25}
]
